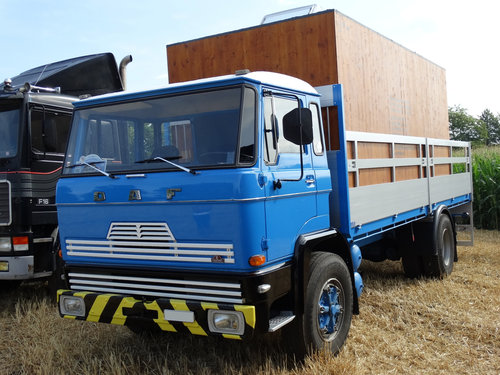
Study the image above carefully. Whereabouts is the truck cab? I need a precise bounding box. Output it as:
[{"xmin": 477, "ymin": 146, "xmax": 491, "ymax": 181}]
[{"xmin": 0, "ymin": 89, "xmax": 73, "ymax": 281}]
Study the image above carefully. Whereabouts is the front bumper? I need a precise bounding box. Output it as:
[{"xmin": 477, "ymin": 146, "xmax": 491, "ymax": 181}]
[
  {"xmin": 0, "ymin": 256, "xmax": 33, "ymax": 280},
  {"xmin": 57, "ymin": 289, "xmax": 256, "ymax": 340}
]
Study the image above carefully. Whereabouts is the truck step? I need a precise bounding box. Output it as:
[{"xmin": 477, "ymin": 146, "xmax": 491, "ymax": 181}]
[{"xmin": 268, "ymin": 311, "xmax": 295, "ymax": 332}]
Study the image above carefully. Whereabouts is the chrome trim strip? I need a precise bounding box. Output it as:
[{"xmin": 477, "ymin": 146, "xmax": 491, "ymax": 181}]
[
  {"xmin": 252, "ymin": 262, "xmax": 287, "ymax": 275},
  {"xmin": 33, "ymin": 237, "xmax": 53, "ymax": 244},
  {"xmin": 68, "ymin": 272, "xmax": 240, "ymax": 289},
  {"xmin": 68, "ymin": 239, "xmax": 234, "ymax": 250},
  {"xmin": 66, "ymin": 251, "xmax": 235, "ymax": 263},
  {"xmin": 69, "ymin": 285, "xmax": 243, "ymax": 304},
  {"xmin": 302, "ymin": 229, "xmax": 337, "ymax": 242},
  {"xmin": 56, "ymin": 189, "xmax": 333, "ymax": 206},
  {"xmin": 69, "ymin": 279, "xmax": 242, "ymax": 297}
]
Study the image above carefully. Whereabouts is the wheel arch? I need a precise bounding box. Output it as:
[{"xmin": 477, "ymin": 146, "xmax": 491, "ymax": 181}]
[{"xmin": 293, "ymin": 229, "xmax": 359, "ymax": 315}]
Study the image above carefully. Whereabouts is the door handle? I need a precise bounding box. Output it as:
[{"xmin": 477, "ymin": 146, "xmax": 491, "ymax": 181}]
[{"xmin": 305, "ymin": 175, "xmax": 315, "ymax": 184}]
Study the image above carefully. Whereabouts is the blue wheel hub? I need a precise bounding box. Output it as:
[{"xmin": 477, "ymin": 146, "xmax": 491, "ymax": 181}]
[{"xmin": 318, "ymin": 279, "xmax": 343, "ymax": 337}]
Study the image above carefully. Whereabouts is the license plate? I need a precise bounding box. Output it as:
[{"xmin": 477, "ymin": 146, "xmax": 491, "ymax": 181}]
[
  {"xmin": 163, "ymin": 309, "xmax": 195, "ymax": 323},
  {"xmin": 0, "ymin": 261, "xmax": 9, "ymax": 272}
]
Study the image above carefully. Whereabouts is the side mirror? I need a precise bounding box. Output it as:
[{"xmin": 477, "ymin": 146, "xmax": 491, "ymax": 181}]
[{"xmin": 283, "ymin": 108, "xmax": 313, "ymax": 145}]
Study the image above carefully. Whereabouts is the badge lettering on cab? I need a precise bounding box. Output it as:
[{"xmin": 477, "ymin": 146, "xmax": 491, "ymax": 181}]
[
  {"xmin": 94, "ymin": 192, "xmax": 106, "ymax": 201},
  {"xmin": 166, "ymin": 188, "xmax": 181, "ymax": 200},
  {"xmin": 129, "ymin": 190, "xmax": 142, "ymax": 201}
]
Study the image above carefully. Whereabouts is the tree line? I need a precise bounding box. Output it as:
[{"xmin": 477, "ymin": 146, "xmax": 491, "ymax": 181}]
[{"xmin": 449, "ymin": 106, "xmax": 500, "ymax": 146}]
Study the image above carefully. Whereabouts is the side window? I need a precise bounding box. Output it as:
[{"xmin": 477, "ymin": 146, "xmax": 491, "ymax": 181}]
[
  {"xmin": 238, "ymin": 87, "xmax": 256, "ymax": 164},
  {"xmin": 31, "ymin": 110, "xmax": 71, "ymax": 154},
  {"xmin": 263, "ymin": 95, "xmax": 301, "ymax": 165},
  {"xmin": 276, "ymin": 98, "xmax": 300, "ymax": 154},
  {"xmin": 310, "ymin": 103, "xmax": 324, "ymax": 155},
  {"xmin": 263, "ymin": 97, "xmax": 277, "ymax": 164}
]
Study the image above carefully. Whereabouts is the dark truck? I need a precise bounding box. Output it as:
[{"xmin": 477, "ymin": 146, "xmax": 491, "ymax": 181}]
[{"xmin": 0, "ymin": 53, "xmax": 131, "ymax": 288}]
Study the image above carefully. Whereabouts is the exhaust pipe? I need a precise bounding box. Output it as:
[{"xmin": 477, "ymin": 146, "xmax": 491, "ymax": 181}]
[{"xmin": 119, "ymin": 55, "xmax": 133, "ymax": 90}]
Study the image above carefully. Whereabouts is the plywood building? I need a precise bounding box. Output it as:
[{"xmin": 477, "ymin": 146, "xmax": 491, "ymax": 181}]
[{"xmin": 167, "ymin": 10, "xmax": 449, "ymax": 140}]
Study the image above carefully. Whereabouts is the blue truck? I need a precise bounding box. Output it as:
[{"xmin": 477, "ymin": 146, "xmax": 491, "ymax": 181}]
[{"xmin": 55, "ymin": 71, "xmax": 472, "ymax": 354}]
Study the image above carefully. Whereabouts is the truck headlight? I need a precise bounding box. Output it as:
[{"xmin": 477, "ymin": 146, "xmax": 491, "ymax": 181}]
[
  {"xmin": 0, "ymin": 237, "xmax": 11, "ymax": 252},
  {"xmin": 207, "ymin": 310, "xmax": 244, "ymax": 335},
  {"xmin": 59, "ymin": 295, "xmax": 85, "ymax": 317}
]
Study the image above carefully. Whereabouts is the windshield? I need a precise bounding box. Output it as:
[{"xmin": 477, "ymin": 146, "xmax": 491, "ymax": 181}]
[
  {"xmin": 0, "ymin": 105, "xmax": 21, "ymax": 158},
  {"xmin": 63, "ymin": 86, "xmax": 256, "ymax": 176}
]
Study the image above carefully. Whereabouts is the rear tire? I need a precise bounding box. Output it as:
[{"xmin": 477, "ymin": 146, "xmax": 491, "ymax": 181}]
[
  {"xmin": 423, "ymin": 214, "xmax": 455, "ymax": 278},
  {"xmin": 289, "ymin": 252, "xmax": 353, "ymax": 356}
]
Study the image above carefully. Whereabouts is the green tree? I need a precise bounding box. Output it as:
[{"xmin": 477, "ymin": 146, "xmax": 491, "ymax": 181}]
[
  {"xmin": 478, "ymin": 109, "xmax": 500, "ymax": 145},
  {"xmin": 449, "ymin": 105, "xmax": 487, "ymax": 146}
]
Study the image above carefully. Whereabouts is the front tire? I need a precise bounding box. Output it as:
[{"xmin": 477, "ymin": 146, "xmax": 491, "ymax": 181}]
[{"xmin": 293, "ymin": 252, "xmax": 353, "ymax": 355}]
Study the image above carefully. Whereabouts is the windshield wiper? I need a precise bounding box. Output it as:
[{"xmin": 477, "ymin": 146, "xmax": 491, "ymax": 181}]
[
  {"xmin": 66, "ymin": 161, "xmax": 117, "ymax": 179},
  {"xmin": 136, "ymin": 156, "xmax": 198, "ymax": 175}
]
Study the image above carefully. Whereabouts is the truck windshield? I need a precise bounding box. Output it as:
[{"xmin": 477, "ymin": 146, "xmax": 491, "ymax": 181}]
[
  {"xmin": 63, "ymin": 86, "xmax": 256, "ymax": 176},
  {"xmin": 0, "ymin": 106, "xmax": 20, "ymax": 159}
]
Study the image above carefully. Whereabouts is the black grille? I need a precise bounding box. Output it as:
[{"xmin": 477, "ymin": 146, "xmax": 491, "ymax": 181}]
[{"xmin": 0, "ymin": 181, "xmax": 11, "ymax": 225}]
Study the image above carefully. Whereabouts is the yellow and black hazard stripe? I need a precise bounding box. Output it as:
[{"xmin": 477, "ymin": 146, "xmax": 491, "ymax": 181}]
[{"xmin": 57, "ymin": 290, "xmax": 256, "ymax": 340}]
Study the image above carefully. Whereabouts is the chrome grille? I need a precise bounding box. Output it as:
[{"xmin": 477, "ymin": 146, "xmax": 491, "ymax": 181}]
[
  {"xmin": 0, "ymin": 180, "xmax": 11, "ymax": 226},
  {"xmin": 66, "ymin": 222, "xmax": 234, "ymax": 264},
  {"xmin": 68, "ymin": 272, "xmax": 243, "ymax": 304},
  {"xmin": 107, "ymin": 222, "xmax": 175, "ymax": 241}
]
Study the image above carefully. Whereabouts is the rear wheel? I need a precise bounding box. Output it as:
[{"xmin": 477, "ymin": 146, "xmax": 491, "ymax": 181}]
[
  {"xmin": 424, "ymin": 214, "xmax": 455, "ymax": 277},
  {"xmin": 290, "ymin": 252, "xmax": 353, "ymax": 356}
]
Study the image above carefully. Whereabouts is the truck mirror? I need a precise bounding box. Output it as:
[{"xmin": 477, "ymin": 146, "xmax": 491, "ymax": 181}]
[{"xmin": 283, "ymin": 108, "xmax": 313, "ymax": 145}]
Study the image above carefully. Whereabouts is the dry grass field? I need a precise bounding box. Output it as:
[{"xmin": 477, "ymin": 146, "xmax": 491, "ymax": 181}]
[{"xmin": 1, "ymin": 230, "xmax": 499, "ymax": 375}]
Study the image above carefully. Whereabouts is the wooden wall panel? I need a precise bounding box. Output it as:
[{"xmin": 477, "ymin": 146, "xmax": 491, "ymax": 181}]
[
  {"xmin": 333, "ymin": 12, "xmax": 449, "ymax": 139},
  {"xmin": 168, "ymin": 12, "xmax": 339, "ymax": 86},
  {"xmin": 359, "ymin": 168, "xmax": 392, "ymax": 186},
  {"xmin": 396, "ymin": 166, "xmax": 420, "ymax": 181},
  {"xmin": 167, "ymin": 10, "xmax": 449, "ymax": 140},
  {"xmin": 357, "ymin": 142, "xmax": 391, "ymax": 159}
]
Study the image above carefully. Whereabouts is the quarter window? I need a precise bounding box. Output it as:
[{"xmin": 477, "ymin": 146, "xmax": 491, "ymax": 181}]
[
  {"xmin": 310, "ymin": 103, "xmax": 324, "ymax": 155},
  {"xmin": 31, "ymin": 110, "xmax": 71, "ymax": 154}
]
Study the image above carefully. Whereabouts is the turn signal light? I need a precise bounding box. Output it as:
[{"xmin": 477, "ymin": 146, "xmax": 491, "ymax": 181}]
[
  {"xmin": 12, "ymin": 236, "xmax": 29, "ymax": 251},
  {"xmin": 248, "ymin": 255, "xmax": 266, "ymax": 267}
]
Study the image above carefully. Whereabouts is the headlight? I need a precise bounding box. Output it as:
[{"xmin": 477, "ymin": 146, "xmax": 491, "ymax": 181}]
[
  {"xmin": 59, "ymin": 295, "xmax": 86, "ymax": 317},
  {"xmin": 0, "ymin": 237, "xmax": 11, "ymax": 252},
  {"xmin": 208, "ymin": 310, "xmax": 245, "ymax": 335}
]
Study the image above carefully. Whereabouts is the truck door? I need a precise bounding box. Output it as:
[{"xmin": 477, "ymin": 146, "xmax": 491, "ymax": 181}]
[
  {"xmin": 262, "ymin": 93, "xmax": 317, "ymax": 263},
  {"xmin": 29, "ymin": 107, "xmax": 72, "ymax": 224}
]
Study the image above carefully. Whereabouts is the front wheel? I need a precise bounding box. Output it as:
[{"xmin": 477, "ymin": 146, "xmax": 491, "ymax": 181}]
[{"xmin": 291, "ymin": 252, "xmax": 353, "ymax": 355}]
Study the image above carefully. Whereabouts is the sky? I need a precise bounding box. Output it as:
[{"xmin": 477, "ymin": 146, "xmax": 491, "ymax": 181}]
[{"xmin": 1, "ymin": 0, "xmax": 498, "ymax": 117}]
